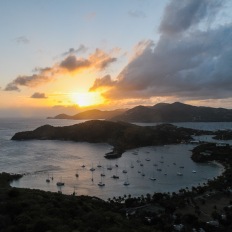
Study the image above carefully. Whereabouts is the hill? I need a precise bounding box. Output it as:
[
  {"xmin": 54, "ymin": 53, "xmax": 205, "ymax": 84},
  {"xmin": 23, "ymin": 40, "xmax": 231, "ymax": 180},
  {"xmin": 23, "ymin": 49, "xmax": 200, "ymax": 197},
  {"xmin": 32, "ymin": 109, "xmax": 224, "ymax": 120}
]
[
  {"xmin": 48, "ymin": 109, "xmax": 126, "ymax": 120},
  {"xmin": 11, "ymin": 120, "xmax": 207, "ymax": 158},
  {"xmin": 110, "ymin": 102, "xmax": 232, "ymax": 122}
]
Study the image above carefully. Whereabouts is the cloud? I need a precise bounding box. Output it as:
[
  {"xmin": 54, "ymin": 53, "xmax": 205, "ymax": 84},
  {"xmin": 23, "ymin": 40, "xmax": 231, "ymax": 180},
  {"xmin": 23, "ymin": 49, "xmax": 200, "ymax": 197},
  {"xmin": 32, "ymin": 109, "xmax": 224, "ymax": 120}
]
[
  {"xmin": 128, "ymin": 10, "xmax": 146, "ymax": 18},
  {"xmin": 90, "ymin": 0, "xmax": 232, "ymax": 102},
  {"xmin": 31, "ymin": 92, "xmax": 47, "ymax": 99},
  {"xmin": 159, "ymin": 0, "xmax": 223, "ymax": 35},
  {"xmin": 89, "ymin": 75, "xmax": 117, "ymax": 91},
  {"xmin": 60, "ymin": 49, "xmax": 117, "ymax": 72},
  {"xmin": 89, "ymin": 49, "xmax": 117, "ymax": 70},
  {"xmin": 60, "ymin": 55, "xmax": 91, "ymax": 71},
  {"xmin": 62, "ymin": 45, "xmax": 88, "ymax": 56},
  {"xmin": 5, "ymin": 47, "xmax": 118, "ymax": 91},
  {"xmin": 5, "ymin": 66, "xmax": 55, "ymax": 91},
  {"xmin": 15, "ymin": 36, "xmax": 30, "ymax": 44}
]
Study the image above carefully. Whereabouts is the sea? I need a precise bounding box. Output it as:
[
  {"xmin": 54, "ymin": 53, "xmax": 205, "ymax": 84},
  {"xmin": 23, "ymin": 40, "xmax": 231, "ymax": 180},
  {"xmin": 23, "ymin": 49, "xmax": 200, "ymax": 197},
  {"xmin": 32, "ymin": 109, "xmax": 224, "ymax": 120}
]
[{"xmin": 0, "ymin": 118, "xmax": 232, "ymax": 200}]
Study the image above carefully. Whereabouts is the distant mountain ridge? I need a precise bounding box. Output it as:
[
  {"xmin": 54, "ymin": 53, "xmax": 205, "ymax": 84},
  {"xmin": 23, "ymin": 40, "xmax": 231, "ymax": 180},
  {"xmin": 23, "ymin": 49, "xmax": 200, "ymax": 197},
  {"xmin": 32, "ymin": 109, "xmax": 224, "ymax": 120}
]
[
  {"xmin": 48, "ymin": 109, "xmax": 126, "ymax": 120},
  {"xmin": 48, "ymin": 102, "xmax": 232, "ymax": 122},
  {"xmin": 110, "ymin": 102, "xmax": 232, "ymax": 122}
]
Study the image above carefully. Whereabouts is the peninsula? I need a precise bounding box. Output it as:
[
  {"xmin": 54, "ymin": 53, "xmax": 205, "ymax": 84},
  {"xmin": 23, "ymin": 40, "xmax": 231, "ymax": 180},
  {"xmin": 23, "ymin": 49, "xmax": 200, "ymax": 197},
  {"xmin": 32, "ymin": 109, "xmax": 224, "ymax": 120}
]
[{"xmin": 11, "ymin": 120, "xmax": 209, "ymax": 158}]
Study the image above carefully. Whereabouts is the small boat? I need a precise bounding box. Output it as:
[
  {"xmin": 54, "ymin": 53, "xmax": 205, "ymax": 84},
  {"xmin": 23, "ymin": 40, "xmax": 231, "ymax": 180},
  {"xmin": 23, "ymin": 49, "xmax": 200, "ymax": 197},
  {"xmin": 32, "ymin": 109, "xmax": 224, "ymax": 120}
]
[
  {"xmin": 157, "ymin": 168, "xmax": 162, "ymax": 171},
  {"xmin": 122, "ymin": 170, "xmax": 127, "ymax": 174},
  {"xmin": 149, "ymin": 177, "xmax": 156, "ymax": 181},
  {"xmin": 56, "ymin": 178, "xmax": 65, "ymax": 186},
  {"xmin": 140, "ymin": 163, "xmax": 144, "ymax": 167},
  {"xmin": 107, "ymin": 166, "xmax": 112, "ymax": 170},
  {"xmin": 101, "ymin": 167, "xmax": 105, "ymax": 177},
  {"xmin": 159, "ymin": 161, "xmax": 164, "ymax": 164},
  {"xmin": 90, "ymin": 163, "xmax": 95, "ymax": 172},
  {"xmin": 130, "ymin": 162, "xmax": 134, "ymax": 168},
  {"xmin": 98, "ymin": 176, "xmax": 105, "ymax": 187},
  {"xmin": 173, "ymin": 162, "xmax": 176, "ymax": 165},
  {"xmin": 97, "ymin": 162, "xmax": 102, "ymax": 168},
  {"xmin": 98, "ymin": 181, "xmax": 105, "ymax": 187},
  {"xmin": 138, "ymin": 170, "xmax": 141, "ymax": 173},
  {"xmin": 81, "ymin": 164, "xmax": 85, "ymax": 168},
  {"xmin": 123, "ymin": 176, "xmax": 130, "ymax": 186},
  {"xmin": 75, "ymin": 169, "xmax": 79, "ymax": 177},
  {"xmin": 153, "ymin": 163, "xmax": 158, "ymax": 167},
  {"xmin": 112, "ymin": 175, "xmax": 119, "ymax": 179},
  {"xmin": 192, "ymin": 170, "xmax": 196, "ymax": 173},
  {"xmin": 145, "ymin": 158, "xmax": 150, "ymax": 161},
  {"xmin": 46, "ymin": 173, "xmax": 50, "ymax": 183},
  {"xmin": 179, "ymin": 166, "xmax": 184, "ymax": 169},
  {"xmin": 177, "ymin": 172, "xmax": 183, "ymax": 176},
  {"xmin": 141, "ymin": 173, "xmax": 145, "ymax": 177}
]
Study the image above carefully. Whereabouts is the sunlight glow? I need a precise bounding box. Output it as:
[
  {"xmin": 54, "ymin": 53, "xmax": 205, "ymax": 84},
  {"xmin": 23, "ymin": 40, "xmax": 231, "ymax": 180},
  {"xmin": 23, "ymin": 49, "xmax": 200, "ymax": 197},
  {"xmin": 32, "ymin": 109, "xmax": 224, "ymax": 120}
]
[{"xmin": 70, "ymin": 92, "xmax": 104, "ymax": 107}]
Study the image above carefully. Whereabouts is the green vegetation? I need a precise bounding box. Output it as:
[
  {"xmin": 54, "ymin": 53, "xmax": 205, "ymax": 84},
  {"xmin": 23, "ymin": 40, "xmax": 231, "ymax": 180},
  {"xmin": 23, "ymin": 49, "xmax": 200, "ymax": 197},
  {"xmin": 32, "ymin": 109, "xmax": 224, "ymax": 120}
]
[
  {"xmin": 11, "ymin": 120, "xmax": 208, "ymax": 158},
  {"xmin": 0, "ymin": 173, "xmax": 155, "ymax": 232}
]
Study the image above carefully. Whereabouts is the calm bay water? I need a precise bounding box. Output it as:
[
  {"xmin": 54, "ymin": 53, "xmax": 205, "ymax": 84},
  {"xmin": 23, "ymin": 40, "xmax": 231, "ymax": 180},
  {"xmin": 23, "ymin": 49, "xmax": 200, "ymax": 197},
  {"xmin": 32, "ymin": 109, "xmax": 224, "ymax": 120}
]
[{"xmin": 0, "ymin": 118, "xmax": 230, "ymax": 200}]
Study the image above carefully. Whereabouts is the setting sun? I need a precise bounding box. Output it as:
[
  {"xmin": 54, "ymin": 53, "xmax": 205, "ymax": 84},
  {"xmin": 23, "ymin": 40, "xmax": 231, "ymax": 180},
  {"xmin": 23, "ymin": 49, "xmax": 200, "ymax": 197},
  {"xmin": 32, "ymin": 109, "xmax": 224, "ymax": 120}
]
[{"xmin": 70, "ymin": 92, "xmax": 104, "ymax": 107}]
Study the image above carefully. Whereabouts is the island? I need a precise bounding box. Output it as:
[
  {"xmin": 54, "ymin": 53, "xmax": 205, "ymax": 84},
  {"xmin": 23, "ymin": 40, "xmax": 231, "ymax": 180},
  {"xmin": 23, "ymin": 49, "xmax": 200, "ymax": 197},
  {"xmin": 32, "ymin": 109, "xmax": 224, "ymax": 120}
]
[{"xmin": 11, "ymin": 120, "xmax": 211, "ymax": 159}]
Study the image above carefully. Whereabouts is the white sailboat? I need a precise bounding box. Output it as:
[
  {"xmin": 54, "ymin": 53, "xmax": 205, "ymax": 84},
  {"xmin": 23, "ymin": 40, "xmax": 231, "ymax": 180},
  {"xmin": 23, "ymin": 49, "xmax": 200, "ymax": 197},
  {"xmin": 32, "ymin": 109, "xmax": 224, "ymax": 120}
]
[
  {"xmin": 123, "ymin": 175, "xmax": 130, "ymax": 186},
  {"xmin": 149, "ymin": 170, "xmax": 156, "ymax": 181},
  {"xmin": 90, "ymin": 163, "xmax": 95, "ymax": 172},
  {"xmin": 130, "ymin": 161, "xmax": 134, "ymax": 168},
  {"xmin": 97, "ymin": 162, "xmax": 102, "ymax": 168},
  {"xmin": 101, "ymin": 166, "xmax": 106, "ymax": 177},
  {"xmin": 98, "ymin": 175, "xmax": 105, "ymax": 187}
]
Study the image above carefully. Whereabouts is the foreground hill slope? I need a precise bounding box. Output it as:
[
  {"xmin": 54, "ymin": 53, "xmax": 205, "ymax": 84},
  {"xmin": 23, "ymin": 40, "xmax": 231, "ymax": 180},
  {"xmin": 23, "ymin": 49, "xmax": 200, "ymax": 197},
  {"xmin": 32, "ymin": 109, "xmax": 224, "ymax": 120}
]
[{"xmin": 110, "ymin": 102, "xmax": 232, "ymax": 122}]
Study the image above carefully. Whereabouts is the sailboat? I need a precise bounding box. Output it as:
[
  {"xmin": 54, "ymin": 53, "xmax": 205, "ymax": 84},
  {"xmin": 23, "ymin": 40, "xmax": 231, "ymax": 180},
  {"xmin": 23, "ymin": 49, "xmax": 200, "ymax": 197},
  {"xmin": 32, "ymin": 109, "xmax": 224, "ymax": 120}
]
[
  {"xmin": 107, "ymin": 161, "xmax": 112, "ymax": 170},
  {"xmin": 111, "ymin": 168, "xmax": 119, "ymax": 179},
  {"xmin": 123, "ymin": 176, "xmax": 130, "ymax": 186},
  {"xmin": 97, "ymin": 162, "xmax": 102, "ymax": 168},
  {"xmin": 98, "ymin": 175, "xmax": 105, "ymax": 187},
  {"xmin": 141, "ymin": 166, "xmax": 145, "ymax": 176},
  {"xmin": 130, "ymin": 161, "xmax": 134, "ymax": 168},
  {"xmin": 46, "ymin": 173, "xmax": 50, "ymax": 183},
  {"xmin": 100, "ymin": 166, "xmax": 106, "ymax": 177},
  {"xmin": 149, "ymin": 170, "xmax": 156, "ymax": 181},
  {"xmin": 90, "ymin": 163, "xmax": 95, "ymax": 172},
  {"xmin": 56, "ymin": 177, "xmax": 65, "ymax": 186},
  {"xmin": 75, "ymin": 169, "xmax": 79, "ymax": 177}
]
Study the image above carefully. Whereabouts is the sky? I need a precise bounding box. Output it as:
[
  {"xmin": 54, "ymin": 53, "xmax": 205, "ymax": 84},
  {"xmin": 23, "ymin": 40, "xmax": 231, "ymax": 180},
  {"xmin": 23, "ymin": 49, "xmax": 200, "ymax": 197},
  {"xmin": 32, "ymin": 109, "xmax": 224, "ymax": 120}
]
[{"xmin": 1, "ymin": 0, "xmax": 232, "ymax": 117}]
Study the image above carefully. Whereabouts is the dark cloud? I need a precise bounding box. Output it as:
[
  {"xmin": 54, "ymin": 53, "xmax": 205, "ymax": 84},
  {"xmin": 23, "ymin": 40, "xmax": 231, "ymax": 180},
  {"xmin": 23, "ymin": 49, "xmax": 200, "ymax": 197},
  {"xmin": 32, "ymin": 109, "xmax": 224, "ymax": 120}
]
[
  {"xmin": 60, "ymin": 49, "xmax": 117, "ymax": 72},
  {"xmin": 159, "ymin": 0, "xmax": 223, "ymax": 35},
  {"xmin": 128, "ymin": 10, "xmax": 146, "ymax": 18},
  {"xmin": 15, "ymin": 36, "xmax": 30, "ymax": 44},
  {"xmin": 89, "ymin": 49, "xmax": 117, "ymax": 70},
  {"xmin": 91, "ymin": 0, "xmax": 232, "ymax": 102},
  {"xmin": 62, "ymin": 45, "xmax": 88, "ymax": 56},
  {"xmin": 89, "ymin": 75, "xmax": 117, "ymax": 91},
  {"xmin": 31, "ymin": 92, "xmax": 47, "ymax": 99},
  {"xmin": 4, "ymin": 74, "xmax": 52, "ymax": 91},
  {"xmin": 59, "ymin": 55, "xmax": 91, "ymax": 71}
]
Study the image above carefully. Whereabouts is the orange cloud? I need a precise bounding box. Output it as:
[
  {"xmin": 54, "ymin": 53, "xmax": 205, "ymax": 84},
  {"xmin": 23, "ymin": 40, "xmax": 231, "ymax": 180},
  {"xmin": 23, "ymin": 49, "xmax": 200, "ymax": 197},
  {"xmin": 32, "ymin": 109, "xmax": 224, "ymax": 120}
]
[{"xmin": 5, "ymin": 47, "xmax": 118, "ymax": 91}]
